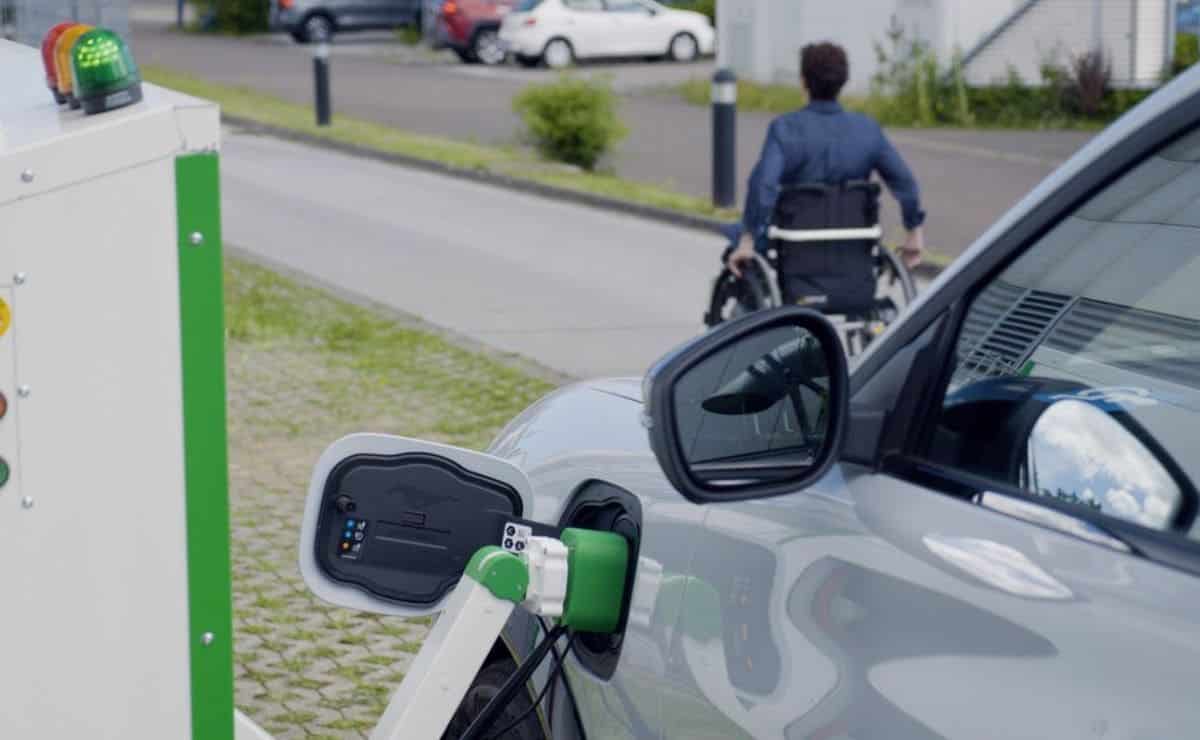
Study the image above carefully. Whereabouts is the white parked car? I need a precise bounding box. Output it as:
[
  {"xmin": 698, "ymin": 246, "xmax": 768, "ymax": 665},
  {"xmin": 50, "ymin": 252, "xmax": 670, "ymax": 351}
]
[{"xmin": 499, "ymin": 0, "xmax": 715, "ymax": 68}]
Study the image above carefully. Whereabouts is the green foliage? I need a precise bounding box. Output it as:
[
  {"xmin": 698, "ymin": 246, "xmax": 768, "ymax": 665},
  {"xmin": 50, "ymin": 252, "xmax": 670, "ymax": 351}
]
[
  {"xmin": 1067, "ymin": 49, "xmax": 1111, "ymax": 117},
  {"xmin": 866, "ymin": 22, "xmax": 1138, "ymax": 128},
  {"xmin": 514, "ymin": 76, "xmax": 628, "ymax": 171},
  {"xmin": 190, "ymin": 0, "xmax": 267, "ymax": 33},
  {"xmin": 395, "ymin": 25, "xmax": 423, "ymax": 45},
  {"xmin": 1176, "ymin": 32, "xmax": 1200, "ymax": 75},
  {"xmin": 676, "ymin": 77, "xmax": 806, "ymax": 111},
  {"xmin": 663, "ymin": 0, "xmax": 715, "ymax": 22}
]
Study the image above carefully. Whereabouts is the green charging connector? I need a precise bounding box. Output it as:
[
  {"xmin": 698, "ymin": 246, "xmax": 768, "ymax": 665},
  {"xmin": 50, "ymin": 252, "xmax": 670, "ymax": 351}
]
[{"xmin": 559, "ymin": 527, "xmax": 630, "ymax": 633}]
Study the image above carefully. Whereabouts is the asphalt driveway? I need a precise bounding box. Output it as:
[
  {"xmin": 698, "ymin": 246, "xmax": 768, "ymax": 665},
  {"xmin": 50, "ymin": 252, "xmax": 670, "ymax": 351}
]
[{"xmin": 131, "ymin": 5, "xmax": 1095, "ymax": 258}]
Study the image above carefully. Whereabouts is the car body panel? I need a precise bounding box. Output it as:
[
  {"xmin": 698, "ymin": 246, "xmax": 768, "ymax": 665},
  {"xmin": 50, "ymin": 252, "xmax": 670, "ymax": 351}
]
[
  {"xmin": 490, "ymin": 381, "xmax": 709, "ymax": 738},
  {"xmin": 271, "ymin": 0, "xmax": 421, "ymax": 35},
  {"xmin": 492, "ymin": 384, "xmax": 1200, "ymax": 738},
  {"xmin": 434, "ymin": 0, "xmax": 515, "ymax": 54},
  {"xmin": 488, "ymin": 63, "xmax": 1200, "ymax": 739},
  {"xmin": 670, "ymin": 465, "xmax": 1200, "ymax": 738},
  {"xmin": 498, "ymin": 0, "xmax": 713, "ymax": 61}
]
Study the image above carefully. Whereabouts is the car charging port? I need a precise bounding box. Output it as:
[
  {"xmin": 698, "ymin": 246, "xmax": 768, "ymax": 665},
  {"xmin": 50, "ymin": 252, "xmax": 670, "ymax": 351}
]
[{"xmin": 557, "ymin": 481, "xmax": 643, "ymax": 679}]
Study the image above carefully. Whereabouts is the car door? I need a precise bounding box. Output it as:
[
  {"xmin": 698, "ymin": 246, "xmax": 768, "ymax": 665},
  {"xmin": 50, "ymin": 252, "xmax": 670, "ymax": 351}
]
[
  {"xmin": 558, "ymin": 0, "xmax": 615, "ymax": 59},
  {"xmin": 603, "ymin": 0, "xmax": 663, "ymax": 56},
  {"xmin": 378, "ymin": 0, "xmax": 419, "ymax": 26},
  {"xmin": 662, "ymin": 85, "xmax": 1200, "ymax": 737}
]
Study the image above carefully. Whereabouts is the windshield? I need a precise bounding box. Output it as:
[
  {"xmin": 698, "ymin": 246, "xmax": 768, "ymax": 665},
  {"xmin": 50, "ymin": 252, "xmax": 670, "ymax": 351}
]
[{"xmin": 936, "ymin": 126, "xmax": 1200, "ymax": 537}]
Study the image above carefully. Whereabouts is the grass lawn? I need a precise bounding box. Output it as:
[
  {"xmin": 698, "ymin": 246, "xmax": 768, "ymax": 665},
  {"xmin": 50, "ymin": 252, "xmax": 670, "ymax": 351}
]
[
  {"xmin": 674, "ymin": 77, "xmax": 1116, "ymax": 131},
  {"xmin": 224, "ymin": 256, "xmax": 556, "ymax": 738}
]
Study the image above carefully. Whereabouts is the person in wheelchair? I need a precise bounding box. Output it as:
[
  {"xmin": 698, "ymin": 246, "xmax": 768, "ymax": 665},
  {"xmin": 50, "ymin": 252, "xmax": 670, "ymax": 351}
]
[{"xmin": 724, "ymin": 42, "xmax": 927, "ymax": 309}]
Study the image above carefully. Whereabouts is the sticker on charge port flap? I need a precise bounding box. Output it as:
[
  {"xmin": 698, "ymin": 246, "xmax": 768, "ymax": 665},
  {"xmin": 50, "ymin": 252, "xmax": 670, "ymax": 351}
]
[
  {"xmin": 502, "ymin": 522, "xmax": 531, "ymax": 554},
  {"xmin": 339, "ymin": 517, "xmax": 368, "ymax": 559}
]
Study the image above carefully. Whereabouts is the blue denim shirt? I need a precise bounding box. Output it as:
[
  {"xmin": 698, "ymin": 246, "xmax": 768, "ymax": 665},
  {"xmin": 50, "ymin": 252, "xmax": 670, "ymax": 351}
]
[{"xmin": 737, "ymin": 101, "xmax": 926, "ymax": 252}]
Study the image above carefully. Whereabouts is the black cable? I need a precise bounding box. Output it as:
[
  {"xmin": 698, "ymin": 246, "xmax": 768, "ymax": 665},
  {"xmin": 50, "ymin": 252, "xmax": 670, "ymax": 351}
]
[
  {"xmin": 539, "ymin": 618, "xmax": 561, "ymax": 731},
  {"xmin": 487, "ymin": 632, "xmax": 577, "ymax": 739},
  {"xmin": 460, "ymin": 623, "xmax": 568, "ymax": 740},
  {"xmin": 537, "ymin": 618, "xmax": 586, "ymax": 740}
]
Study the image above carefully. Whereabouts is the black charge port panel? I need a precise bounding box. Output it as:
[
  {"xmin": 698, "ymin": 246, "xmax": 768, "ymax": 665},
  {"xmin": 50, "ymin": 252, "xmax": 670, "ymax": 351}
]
[{"xmin": 315, "ymin": 452, "xmax": 523, "ymax": 606}]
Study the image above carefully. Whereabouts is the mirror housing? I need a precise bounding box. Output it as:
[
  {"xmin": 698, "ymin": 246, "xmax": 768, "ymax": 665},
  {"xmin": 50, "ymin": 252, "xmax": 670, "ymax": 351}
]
[
  {"xmin": 942, "ymin": 376, "xmax": 1197, "ymax": 530},
  {"xmin": 644, "ymin": 308, "xmax": 849, "ymax": 504},
  {"xmin": 298, "ymin": 434, "xmax": 542, "ymax": 617}
]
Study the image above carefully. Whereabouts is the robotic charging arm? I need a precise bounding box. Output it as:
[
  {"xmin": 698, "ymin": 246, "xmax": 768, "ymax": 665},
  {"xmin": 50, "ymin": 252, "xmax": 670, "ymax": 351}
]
[{"xmin": 369, "ymin": 528, "xmax": 630, "ymax": 740}]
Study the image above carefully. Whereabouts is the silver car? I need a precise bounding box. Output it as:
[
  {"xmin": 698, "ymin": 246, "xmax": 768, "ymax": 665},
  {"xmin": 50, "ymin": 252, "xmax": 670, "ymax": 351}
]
[
  {"xmin": 308, "ymin": 64, "xmax": 1200, "ymax": 738},
  {"xmin": 270, "ymin": 0, "xmax": 422, "ymax": 43}
]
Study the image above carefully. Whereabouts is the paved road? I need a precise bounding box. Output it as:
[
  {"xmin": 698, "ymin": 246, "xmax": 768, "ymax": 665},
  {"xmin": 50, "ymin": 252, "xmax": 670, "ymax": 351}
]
[
  {"xmin": 222, "ymin": 127, "xmax": 720, "ymax": 378},
  {"xmin": 131, "ymin": 15, "xmax": 1095, "ymax": 258}
]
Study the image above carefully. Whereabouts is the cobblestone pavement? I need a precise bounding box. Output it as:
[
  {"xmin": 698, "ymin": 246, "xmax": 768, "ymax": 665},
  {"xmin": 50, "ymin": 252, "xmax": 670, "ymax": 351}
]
[{"xmin": 224, "ymin": 258, "xmax": 555, "ymax": 738}]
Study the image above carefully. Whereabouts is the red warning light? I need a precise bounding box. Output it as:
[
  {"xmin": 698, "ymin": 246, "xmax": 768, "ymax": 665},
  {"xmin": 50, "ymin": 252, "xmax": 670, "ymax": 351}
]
[{"xmin": 41, "ymin": 22, "xmax": 76, "ymax": 105}]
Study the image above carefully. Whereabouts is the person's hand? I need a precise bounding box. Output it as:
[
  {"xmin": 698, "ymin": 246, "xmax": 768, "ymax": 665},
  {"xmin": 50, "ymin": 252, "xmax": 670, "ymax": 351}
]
[
  {"xmin": 727, "ymin": 234, "xmax": 757, "ymax": 278},
  {"xmin": 900, "ymin": 227, "xmax": 925, "ymax": 269}
]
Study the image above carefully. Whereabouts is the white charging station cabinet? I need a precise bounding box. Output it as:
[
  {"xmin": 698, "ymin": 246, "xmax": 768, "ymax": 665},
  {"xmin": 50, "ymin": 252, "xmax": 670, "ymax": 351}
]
[{"xmin": 0, "ymin": 39, "xmax": 258, "ymax": 739}]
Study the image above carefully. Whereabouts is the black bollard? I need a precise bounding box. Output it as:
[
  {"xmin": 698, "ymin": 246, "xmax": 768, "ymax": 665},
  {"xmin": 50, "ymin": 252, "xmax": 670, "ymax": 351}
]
[
  {"xmin": 712, "ymin": 68, "xmax": 737, "ymax": 209},
  {"xmin": 314, "ymin": 43, "xmax": 332, "ymax": 126}
]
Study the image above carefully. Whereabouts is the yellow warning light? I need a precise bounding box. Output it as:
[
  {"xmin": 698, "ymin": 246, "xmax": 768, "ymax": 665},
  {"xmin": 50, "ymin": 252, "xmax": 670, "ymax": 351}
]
[
  {"xmin": 0, "ymin": 298, "xmax": 10, "ymax": 338},
  {"xmin": 54, "ymin": 24, "xmax": 93, "ymax": 109}
]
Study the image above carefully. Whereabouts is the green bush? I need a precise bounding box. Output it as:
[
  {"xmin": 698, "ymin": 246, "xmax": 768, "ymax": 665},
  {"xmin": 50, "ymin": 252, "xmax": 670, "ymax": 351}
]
[
  {"xmin": 664, "ymin": 0, "xmax": 715, "ymax": 23},
  {"xmin": 514, "ymin": 76, "xmax": 628, "ymax": 171},
  {"xmin": 867, "ymin": 23, "xmax": 1141, "ymax": 128},
  {"xmin": 190, "ymin": 0, "xmax": 267, "ymax": 33},
  {"xmin": 1176, "ymin": 32, "xmax": 1200, "ymax": 75}
]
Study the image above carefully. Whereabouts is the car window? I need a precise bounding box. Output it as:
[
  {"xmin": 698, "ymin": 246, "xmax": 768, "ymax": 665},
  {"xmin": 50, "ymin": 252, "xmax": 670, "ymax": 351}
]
[
  {"xmin": 605, "ymin": 0, "xmax": 653, "ymax": 13},
  {"xmin": 563, "ymin": 0, "xmax": 604, "ymax": 10},
  {"xmin": 515, "ymin": 0, "xmax": 544, "ymax": 10},
  {"xmin": 927, "ymin": 127, "xmax": 1200, "ymax": 538}
]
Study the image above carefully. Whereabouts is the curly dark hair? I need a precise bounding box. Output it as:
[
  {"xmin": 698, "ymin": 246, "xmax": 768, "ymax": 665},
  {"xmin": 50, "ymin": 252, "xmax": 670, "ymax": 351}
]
[{"xmin": 801, "ymin": 42, "xmax": 849, "ymax": 101}]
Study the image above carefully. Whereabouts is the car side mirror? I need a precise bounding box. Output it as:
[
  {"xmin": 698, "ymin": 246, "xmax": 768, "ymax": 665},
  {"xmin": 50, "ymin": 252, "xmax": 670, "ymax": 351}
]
[
  {"xmin": 298, "ymin": 434, "xmax": 550, "ymax": 617},
  {"xmin": 1024, "ymin": 397, "xmax": 1189, "ymax": 529},
  {"xmin": 644, "ymin": 308, "xmax": 849, "ymax": 504}
]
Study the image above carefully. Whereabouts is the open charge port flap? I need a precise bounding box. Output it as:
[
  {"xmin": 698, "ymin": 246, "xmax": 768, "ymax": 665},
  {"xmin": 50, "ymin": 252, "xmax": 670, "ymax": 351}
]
[{"xmin": 314, "ymin": 452, "xmax": 526, "ymax": 606}]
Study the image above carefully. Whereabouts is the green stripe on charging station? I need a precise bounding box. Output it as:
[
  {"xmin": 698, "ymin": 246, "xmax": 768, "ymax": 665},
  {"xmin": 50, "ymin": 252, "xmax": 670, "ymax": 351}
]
[{"xmin": 176, "ymin": 152, "xmax": 235, "ymax": 740}]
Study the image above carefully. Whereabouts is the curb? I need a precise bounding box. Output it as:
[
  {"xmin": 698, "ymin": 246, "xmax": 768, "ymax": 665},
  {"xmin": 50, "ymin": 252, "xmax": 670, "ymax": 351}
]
[
  {"xmin": 222, "ymin": 114, "xmax": 731, "ymax": 232},
  {"xmin": 222, "ymin": 113, "xmax": 946, "ymax": 280}
]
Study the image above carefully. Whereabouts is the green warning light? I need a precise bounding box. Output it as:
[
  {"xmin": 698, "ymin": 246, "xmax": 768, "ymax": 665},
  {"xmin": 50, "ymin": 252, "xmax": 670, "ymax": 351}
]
[
  {"xmin": 71, "ymin": 28, "xmax": 142, "ymax": 115},
  {"xmin": 0, "ymin": 457, "xmax": 9, "ymax": 489}
]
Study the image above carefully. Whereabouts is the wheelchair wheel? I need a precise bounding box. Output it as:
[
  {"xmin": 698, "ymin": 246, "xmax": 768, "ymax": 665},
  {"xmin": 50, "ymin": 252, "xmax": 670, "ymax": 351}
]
[
  {"xmin": 704, "ymin": 258, "xmax": 776, "ymax": 328},
  {"xmin": 875, "ymin": 246, "xmax": 918, "ymax": 309},
  {"xmin": 836, "ymin": 248, "xmax": 918, "ymax": 357}
]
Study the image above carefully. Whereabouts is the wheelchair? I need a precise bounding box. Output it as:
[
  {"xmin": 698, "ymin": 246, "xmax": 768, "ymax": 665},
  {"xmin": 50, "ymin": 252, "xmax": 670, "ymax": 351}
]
[{"xmin": 704, "ymin": 181, "xmax": 917, "ymax": 357}]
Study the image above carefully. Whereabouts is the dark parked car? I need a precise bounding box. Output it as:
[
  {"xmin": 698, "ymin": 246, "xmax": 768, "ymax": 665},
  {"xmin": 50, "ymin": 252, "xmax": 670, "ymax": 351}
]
[
  {"xmin": 432, "ymin": 0, "xmax": 514, "ymax": 65},
  {"xmin": 1180, "ymin": 0, "xmax": 1200, "ymax": 35},
  {"xmin": 271, "ymin": 0, "xmax": 423, "ymax": 43}
]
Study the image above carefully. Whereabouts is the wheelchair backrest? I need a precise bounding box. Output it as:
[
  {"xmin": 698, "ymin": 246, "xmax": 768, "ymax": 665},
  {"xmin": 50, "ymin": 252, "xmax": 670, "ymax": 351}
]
[{"xmin": 772, "ymin": 181, "xmax": 881, "ymax": 231}]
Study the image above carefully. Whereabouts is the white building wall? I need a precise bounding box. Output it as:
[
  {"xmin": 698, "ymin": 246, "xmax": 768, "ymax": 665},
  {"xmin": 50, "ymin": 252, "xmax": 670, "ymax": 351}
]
[
  {"xmin": 1135, "ymin": 0, "xmax": 1170, "ymax": 83},
  {"xmin": 933, "ymin": 0, "xmax": 1026, "ymax": 59},
  {"xmin": 6, "ymin": 0, "xmax": 128, "ymax": 48},
  {"xmin": 723, "ymin": 0, "xmax": 1021, "ymax": 92},
  {"xmin": 964, "ymin": 0, "xmax": 1169, "ymax": 87},
  {"xmin": 767, "ymin": 0, "xmax": 899, "ymax": 93},
  {"xmin": 721, "ymin": 0, "xmax": 1171, "ymax": 92}
]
